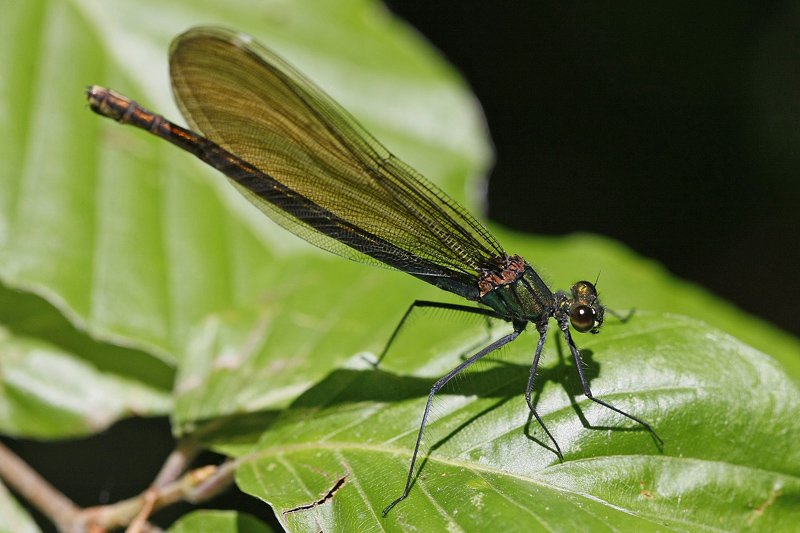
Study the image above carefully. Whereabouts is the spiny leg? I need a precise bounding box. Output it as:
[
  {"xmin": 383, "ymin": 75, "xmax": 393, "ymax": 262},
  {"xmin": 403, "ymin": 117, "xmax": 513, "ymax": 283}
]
[
  {"xmin": 375, "ymin": 300, "xmax": 505, "ymax": 367},
  {"xmin": 382, "ymin": 329, "xmax": 521, "ymax": 516},
  {"xmin": 561, "ymin": 325, "xmax": 663, "ymax": 445},
  {"xmin": 524, "ymin": 323, "xmax": 564, "ymax": 459}
]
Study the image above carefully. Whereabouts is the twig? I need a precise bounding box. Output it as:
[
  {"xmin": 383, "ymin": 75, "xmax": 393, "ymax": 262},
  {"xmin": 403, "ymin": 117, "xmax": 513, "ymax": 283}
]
[
  {"xmin": 126, "ymin": 438, "xmax": 201, "ymax": 533},
  {"xmin": 153, "ymin": 438, "xmax": 201, "ymax": 489},
  {"xmin": 0, "ymin": 439, "xmax": 237, "ymax": 532},
  {"xmin": 0, "ymin": 440, "xmax": 81, "ymax": 532},
  {"xmin": 85, "ymin": 462, "xmax": 236, "ymax": 531}
]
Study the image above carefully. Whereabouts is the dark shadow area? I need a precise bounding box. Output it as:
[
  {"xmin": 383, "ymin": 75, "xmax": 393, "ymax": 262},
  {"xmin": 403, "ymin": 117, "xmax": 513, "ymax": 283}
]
[
  {"xmin": 281, "ymin": 333, "xmax": 658, "ymax": 453},
  {"xmin": 320, "ymin": 331, "xmax": 660, "ymax": 496},
  {"xmin": 385, "ymin": 0, "xmax": 800, "ymax": 338},
  {"xmin": 550, "ymin": 335, "xmax": 662, "ymax": 448}
]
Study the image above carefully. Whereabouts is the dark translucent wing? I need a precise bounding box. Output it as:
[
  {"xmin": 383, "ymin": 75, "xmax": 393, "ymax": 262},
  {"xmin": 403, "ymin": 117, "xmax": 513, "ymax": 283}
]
[{"xmin": 169, "ymin": 27, "xmax": 504, "ymax": 284}]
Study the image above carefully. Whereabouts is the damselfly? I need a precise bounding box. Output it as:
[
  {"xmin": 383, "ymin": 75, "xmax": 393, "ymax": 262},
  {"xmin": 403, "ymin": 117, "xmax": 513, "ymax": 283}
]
[{"xmin": 86, "ymin": 26, "xmax": 662, "ymax": 515}]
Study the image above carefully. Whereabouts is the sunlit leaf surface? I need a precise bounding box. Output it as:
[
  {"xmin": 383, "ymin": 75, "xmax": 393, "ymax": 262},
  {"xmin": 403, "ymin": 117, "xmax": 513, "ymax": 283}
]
[{"xmin": 235, "ymin": 314, "xmax": 800, "ymax": 532}]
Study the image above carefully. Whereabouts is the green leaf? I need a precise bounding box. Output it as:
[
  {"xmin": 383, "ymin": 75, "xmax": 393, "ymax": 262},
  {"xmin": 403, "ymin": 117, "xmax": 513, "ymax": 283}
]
[
  {"xmin": 0, "ymin": 282, "xmax": 172, "ymax": 438},
  {"xmin": 0, "ymin": 326, "xmax": 171, "ymax": 438},
  {"xmin": 0, "ymin": 0, "xmax": 491, "ymax": 436},
  {"xmin": 179, "ymin": 229, "xmax": 800, "ymax": 446},
  {"xmin": 167, "ymin": 510, "xmax": 276, "ymax": 533},
  {"xmin": 492, "ymin": 230, "xmax": 800, "ymax": 381},
  {"xmin": 0, "ymin": 0, "xmax": 489, "ymax": 358},
  {"xmin": 236, "ymin": 313, "xmax": 800, "ymax": 531},
  {"xmin": 0, "ymin": 479, "xmax": 39, "ymax": 533}
]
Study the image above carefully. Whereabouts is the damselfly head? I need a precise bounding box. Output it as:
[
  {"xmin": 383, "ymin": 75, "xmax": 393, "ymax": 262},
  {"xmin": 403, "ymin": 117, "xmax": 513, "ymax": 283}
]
[{"xmin": 567, "ymin": 280, "xmax": 605, "ymax": 334}]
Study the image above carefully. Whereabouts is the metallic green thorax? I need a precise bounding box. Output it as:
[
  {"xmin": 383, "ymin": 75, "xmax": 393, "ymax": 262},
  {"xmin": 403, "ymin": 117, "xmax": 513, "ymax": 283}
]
[
  {"xmin": 479, "ymin": 263, "xmax": 555, "ymax": 326},
  {"xmin": 478, "ymin": 255, "xmax": 606, "ymax": 336}
]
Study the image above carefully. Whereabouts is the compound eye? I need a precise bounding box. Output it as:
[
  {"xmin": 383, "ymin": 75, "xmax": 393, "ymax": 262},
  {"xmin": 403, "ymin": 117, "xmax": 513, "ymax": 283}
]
[
  {"xmin": 572, "ymin": 281, "xmax": 597, "ymax": 298},
  {"xmin": 570, "ymin": 305, "xmax": 595, "ymax": 333}
]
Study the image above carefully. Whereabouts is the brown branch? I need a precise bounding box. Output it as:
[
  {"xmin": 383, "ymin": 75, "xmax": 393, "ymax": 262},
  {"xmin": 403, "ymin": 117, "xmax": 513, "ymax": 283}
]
[
  {"xmin": 0, "ymin": 439, "xmax": 237, "ymax": 533},
  {"xmin": 0, "ymin": 440, "xmax": 81, "ymax": 532},
  {"xmin": 84, "ymin": 462, "xmax": 236, "ymax": 531},
  {"xmin": 125, "ymin": 438, "xmax": 201, "ymax": 533}
]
